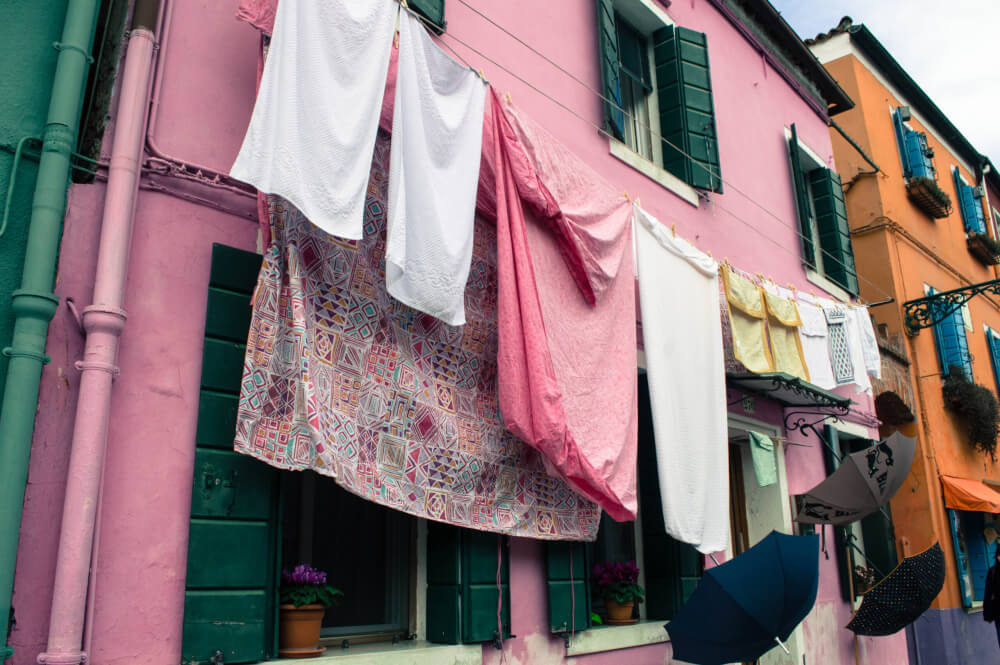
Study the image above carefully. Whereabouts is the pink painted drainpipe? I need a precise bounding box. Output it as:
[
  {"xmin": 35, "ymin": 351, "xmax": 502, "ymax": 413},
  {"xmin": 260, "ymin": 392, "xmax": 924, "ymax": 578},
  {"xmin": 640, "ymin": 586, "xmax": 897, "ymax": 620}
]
[{"xmin": 36, "ymin": 5, "xmax": 160, "ymax": 665}]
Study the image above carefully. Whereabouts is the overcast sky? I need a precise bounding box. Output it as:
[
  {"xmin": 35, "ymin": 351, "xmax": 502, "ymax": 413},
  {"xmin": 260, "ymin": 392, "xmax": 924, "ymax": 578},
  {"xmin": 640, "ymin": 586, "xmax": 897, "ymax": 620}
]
[{"xmin": 769, "ymin": 1, "xmax": 1000, "ymax": 162}]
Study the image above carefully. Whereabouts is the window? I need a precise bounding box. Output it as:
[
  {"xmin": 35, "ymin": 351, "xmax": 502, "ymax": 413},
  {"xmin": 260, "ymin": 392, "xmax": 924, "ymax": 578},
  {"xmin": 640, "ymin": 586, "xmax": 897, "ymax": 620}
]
[
  {"xmin": 545, "ymin": 373, "xmax": 702, "ymax": 637},
  {"xmin": 927, "ymin": 286, "xmax": 973, "ymax": 379},
  {"xmin": 616, "ymin": 17, "xmax": 655, "ymax": 160},
  {"xmin": 947, "ymin": 509, "xmax": 999, "ymax": 608},
  {"xmin": 409, "ymin": 0, "xmax": 445, "ymax": 31},
  {"xmin": 892, "ymin": 106, "xmax": 936, "ymax": 181},
  {"xmin": 181, "ymin": 245, "xmax": 506, "ymax": 665},
  {"xmin": 597, "ymin": 0, "xmax": 722, "ymax": 192},
  {"xmin": 788, "ymin": 124, "xmax": 859, "ymax": 296},
  {"xmin": 816, "ymin": 426, "xmax": 898, "ymax": 603},
  {"xmin": 953, "ymin": 167, "xmax": 987, "ymax": 235},
  {"xmin": 282, "ymin": 473, "xmax": 413, "ymax": 643}
]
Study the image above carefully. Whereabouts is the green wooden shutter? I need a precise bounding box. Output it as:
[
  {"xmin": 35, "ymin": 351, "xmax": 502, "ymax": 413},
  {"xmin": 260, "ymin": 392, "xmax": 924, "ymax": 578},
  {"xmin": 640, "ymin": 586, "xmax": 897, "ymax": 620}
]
[
  {"xmin": 788, "ymin": 124, "xmax": 816, "ymax": 269},
  {"xmin": 859, "ymin": 500, "xmax": 898, "ymax": 579},
  {"xmin": 463, "ymin": 530, "xmax": 511, "ymax": 643},
  {"xmin": 821, "ymin": 426, "xmax": 854, "ymax": 603},
  {"xmin": 182, "ymin": 245, "xmax": 280, "ymax": 665},
  {"xmin": 426, "ymin": 524, "xmax": 511, "ymax": 644},
  {"xmin": 545, "ymin": 541, "xmax": 591, "ymax": 634},
  {"xmin": 653, "ymin": 25, "xmax": 722, "ymax": 192},
  {"xmin": 409, "ymin": 0, "xmax": 445, "ymax": 31},
  {"xmin": 596, "ymin": 0, "xmax": 624, "ymax": 140},
  {"xmin": 426, "ymin": 522, "xmax": 462, "ymax": 644},
  {"xmin": 637, "ymin": 374, "xmax": 702, "ymax": 620},
  {"xmin": 809, "ymin": 167, "xmax": 859, "ymax": 295}
]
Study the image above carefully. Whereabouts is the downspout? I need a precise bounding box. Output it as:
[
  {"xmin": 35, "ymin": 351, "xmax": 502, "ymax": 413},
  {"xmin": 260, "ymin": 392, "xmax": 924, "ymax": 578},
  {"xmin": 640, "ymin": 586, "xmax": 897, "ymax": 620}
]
[
  {"xmin": 37, "ymin": 3, "xmax": 160, "ymax": 665},
  {"xmin": 0, "ymin": 2, "xmax": 101, "ymax": 661}
]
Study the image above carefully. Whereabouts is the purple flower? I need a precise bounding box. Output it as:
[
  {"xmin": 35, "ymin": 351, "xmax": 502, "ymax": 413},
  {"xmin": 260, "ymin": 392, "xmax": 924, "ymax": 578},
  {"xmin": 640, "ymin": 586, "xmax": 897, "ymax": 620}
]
[{"xmin": 282, "ymin": 563, "xmax": 329, "ymax": 587}]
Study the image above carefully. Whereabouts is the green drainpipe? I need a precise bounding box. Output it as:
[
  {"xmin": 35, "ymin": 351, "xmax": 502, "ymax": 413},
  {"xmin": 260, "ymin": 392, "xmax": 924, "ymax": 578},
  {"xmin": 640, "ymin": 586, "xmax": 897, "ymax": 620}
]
[{"xmin": 0, "ymin": 1, "xmax": 101, "ymax": 660}]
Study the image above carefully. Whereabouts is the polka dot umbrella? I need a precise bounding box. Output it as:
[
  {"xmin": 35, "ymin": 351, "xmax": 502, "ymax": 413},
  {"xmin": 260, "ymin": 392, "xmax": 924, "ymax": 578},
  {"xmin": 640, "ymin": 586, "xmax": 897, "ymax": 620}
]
[{"xmin": 847, "ymin": 542, "xmax": 946, "ymax": 636}]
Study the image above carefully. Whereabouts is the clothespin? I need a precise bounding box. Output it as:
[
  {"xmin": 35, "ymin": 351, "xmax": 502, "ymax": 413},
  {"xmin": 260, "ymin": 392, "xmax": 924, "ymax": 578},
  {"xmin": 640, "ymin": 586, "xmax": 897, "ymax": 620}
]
[
  {"xmin": 505, "ymin": 91, "xmax": 512, "ymax": 105},
  {"xmin": 624, "ymin": 191, "xmax": 632, "ymax": 202},
  {"xmin": 670, "ymin": 223, "xmax": 677, "ymax": 238},
  {"xmin": 394, "ymin": 30, "xmax": 399, "ymax": 48}
]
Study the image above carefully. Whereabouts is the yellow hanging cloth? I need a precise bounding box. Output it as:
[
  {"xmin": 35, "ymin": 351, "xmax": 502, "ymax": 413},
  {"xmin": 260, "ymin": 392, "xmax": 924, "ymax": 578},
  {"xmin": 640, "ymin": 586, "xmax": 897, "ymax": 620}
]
[
  {"xmin": 763, "ymin": 290, "xmax": 810, "ymax": 382},
  {"xmin": 722, "ymin": 266, "xmax": 774, "ymax": 373}
]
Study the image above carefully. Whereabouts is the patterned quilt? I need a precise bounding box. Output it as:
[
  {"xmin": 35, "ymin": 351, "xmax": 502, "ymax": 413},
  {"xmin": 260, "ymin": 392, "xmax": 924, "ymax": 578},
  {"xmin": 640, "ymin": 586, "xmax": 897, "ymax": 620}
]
[{"xmin": 234, "ymin": 131, "xmax": 600, "ymax": 540}]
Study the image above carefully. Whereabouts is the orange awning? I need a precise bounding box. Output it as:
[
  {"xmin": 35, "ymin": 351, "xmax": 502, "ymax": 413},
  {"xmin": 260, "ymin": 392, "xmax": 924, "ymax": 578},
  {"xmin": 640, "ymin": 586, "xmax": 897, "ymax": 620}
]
[{"xmin": 941, "ymin": 475, "xmax": 1000, "ymax": 513}]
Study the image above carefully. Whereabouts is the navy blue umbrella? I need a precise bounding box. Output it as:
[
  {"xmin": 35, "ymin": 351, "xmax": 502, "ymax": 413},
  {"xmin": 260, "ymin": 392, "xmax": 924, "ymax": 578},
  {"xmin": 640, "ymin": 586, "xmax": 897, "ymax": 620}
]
[{"xmin": 666, "ymin": 531, "xmax": 819, "ymax": 665}]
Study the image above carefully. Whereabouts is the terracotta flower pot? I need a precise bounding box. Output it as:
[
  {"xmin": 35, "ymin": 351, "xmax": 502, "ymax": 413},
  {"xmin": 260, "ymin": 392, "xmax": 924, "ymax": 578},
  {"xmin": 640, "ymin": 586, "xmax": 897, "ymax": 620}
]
[
  {"xmin": 604, "ymin": 598, "xmax": 636, "ymax": 625},
  {"xmin": 278, "ymin": 604, "xmax": 327, "ymax": 658}
]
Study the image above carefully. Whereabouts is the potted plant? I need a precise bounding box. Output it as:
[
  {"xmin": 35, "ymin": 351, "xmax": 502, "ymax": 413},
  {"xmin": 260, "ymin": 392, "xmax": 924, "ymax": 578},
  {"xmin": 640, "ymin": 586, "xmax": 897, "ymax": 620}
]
[
  {"xmin": 853, "ymin": 564, "xmax": 878, "ymax": 596},
  {"xmin": 592, "ymin": 560, "xmax": 644, "ymax": 625},
  {"xmin": 278, "ymin": 564, "xmax": 343, "ymax": 658},
  {"xmin": 967, "ymin": 232, "xmax": 1000, "ymax": 266},
  {"xmin": 942, "ymin": 367, "xmax": 1000, "ymax": 461}
]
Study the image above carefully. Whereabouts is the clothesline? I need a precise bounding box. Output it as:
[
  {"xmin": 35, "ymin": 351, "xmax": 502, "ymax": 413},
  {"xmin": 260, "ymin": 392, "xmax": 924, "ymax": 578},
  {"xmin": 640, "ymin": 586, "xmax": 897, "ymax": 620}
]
[{"xmin": 402, "ymin": 3, "xmax": 897, "ymax": 306}]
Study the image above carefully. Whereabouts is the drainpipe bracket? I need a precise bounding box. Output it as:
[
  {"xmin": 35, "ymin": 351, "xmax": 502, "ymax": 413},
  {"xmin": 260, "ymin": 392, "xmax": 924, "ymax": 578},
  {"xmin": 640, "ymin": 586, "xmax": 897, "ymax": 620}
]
[
  {"xmin": 1, "ymin": 347, "xmax": 50, "ymax": 364},
  {"xmin": 73, "ymin": 359, "xmax": 120, "ymax": 377},
  {"xmin": 37, "ymin": 650, "xmax": 86, "ymax": 665},
  {"xmin": 51, "ymin": 42, "xmax": 95, "ymax": 64},
  {"xmin": 80, "ymin": 305, "xmax": 127, "ymax": 336}
]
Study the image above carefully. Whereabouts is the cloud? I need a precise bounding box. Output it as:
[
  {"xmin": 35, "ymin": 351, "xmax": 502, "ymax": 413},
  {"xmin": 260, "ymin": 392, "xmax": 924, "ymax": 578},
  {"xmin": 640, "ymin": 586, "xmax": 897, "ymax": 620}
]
[{"xmin": 771, "ymin": 0, "xmax": 1000, "ymax": 163}]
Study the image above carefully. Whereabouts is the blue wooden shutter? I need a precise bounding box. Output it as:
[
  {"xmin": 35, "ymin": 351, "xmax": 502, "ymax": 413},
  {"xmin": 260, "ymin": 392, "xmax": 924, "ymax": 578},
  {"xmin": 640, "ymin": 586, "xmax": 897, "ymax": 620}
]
[
  {"xmin": 637, "ymin": 374, "xmax": 702, "ymax": 620},
  {"xmin": 808, "ymin": 167, "xmax": 858, "ymax": 295},
  {"xmin": 788, "ymin": 124, "xmax": 816, "ymax": 269},
  {"xmin": 182, "ymin": 245, "xmax": 280, "ymax": 665},
  {"xmin": 948, "ymin": 508, "xmax": 975, "ymax": 608},
  {"xmin": 409, "ymin": 0, "xmax": 445, "ymax": 30},
  {"xmin": 954, "ymin": 168, "xmax": 987, "ymax": 235},
  {"xmin": 653, "ymin": 25, "xmax": 722, "ymax": 192},
  {"xmin": 988, "ymin": 329, "xmax": 1000, "ymax": 396},
  {"xmin": 929, "ymin": 288, "xmax": 972, "ymax": 379},
  {"xmin": 892, "ymin": 109, "xmax": 912, "ymax": 178},
  {"xmin": 963, "ymin": 511, "xmax": 994, "ymax": 602},
  {"xmin": 545, "ymin": 541, "xmax": 591, "ymax": 634},
  {"xmin": 904, "ymin": 130, "xmax": 934, "ymax": 180},
  {"xmin": 596, "ymin": 0, "xmax": 624, "ymax": 140}
]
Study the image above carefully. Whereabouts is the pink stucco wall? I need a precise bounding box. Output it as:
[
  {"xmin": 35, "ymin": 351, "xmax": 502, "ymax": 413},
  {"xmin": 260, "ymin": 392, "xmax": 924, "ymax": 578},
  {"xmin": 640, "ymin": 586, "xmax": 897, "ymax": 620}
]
[{"xmin": 10, "ymin": 1, "xmax": 906, "ymax": 665}]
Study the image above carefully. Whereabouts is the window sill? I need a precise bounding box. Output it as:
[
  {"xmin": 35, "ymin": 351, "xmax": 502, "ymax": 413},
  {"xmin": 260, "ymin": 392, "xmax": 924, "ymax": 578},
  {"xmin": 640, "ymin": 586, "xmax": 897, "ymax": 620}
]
[
  {"xmin": 805, "ymin": 269, "xmax": 852, "ymax": 303},
  {"xmin": 608, "ymin": 139, "xmax": 699, "ymax": 208},
  {"xmin": 965, "ymin": 601, "xmax": 983, "ymax": 615},
  {"xmin": 566, "ymin": 620, "xmax": 669, "ymax": 656},
  {"xmin": 269, "ymin": 641, "xmax": 482, "ymax": 665}
]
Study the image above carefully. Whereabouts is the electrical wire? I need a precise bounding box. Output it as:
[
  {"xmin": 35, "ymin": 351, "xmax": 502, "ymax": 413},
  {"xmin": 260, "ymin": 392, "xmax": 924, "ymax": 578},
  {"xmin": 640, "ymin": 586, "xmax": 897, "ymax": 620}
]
[{"xmin": 404, "ymin": 3, "xmax": 897, "ymax": 305}]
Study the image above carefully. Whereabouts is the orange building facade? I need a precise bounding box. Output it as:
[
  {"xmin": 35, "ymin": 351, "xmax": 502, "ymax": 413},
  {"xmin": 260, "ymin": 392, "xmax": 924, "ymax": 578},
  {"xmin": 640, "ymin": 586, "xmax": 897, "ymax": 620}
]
[{"xmin": 809, "ymin": 19, "xmax": 1000, "ymax": 665}]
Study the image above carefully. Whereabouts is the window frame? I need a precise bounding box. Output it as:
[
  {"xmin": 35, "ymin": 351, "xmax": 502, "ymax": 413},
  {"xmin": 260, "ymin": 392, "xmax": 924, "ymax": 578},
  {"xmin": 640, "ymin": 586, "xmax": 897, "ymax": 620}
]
[
  {"xmin": 786, "ymin": 127, "xmax": 857, "ymax": 299},
  {"xmin": 285, "ymin": 472, "xmax": 416, "ymax": 645},
  {"xmin": 600, "ymin": 0, "xmax": 701, "ymax": 206}
]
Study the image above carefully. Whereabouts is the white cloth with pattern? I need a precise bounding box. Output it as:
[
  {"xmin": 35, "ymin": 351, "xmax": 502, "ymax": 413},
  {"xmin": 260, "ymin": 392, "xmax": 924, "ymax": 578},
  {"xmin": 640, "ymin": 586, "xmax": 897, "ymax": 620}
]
[
  {"xmin": 854, "ymin": 305, "xmax": 882, "ymax": 379},
  {"xmin": 634, "ymin": 205, "xmax": 730, "ymax": 554},
  {"xmin": 231, "ymin": 0, "xmax": 396, "ymax": 240},
  {"xmin": 387, "ymin": 11, "xmax": 487, "ymax": 325},
  {"xmin": 796, "ymin": 293, "xmax": 836, "ymax": 390}
]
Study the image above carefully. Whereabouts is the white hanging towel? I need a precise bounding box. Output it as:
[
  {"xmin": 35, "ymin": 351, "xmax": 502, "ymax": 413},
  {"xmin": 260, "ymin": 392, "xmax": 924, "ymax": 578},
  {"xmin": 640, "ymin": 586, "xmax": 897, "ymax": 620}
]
[
  {"xmin": 796, "ymin": 293, "xmax": 837, "ymax": 389},
  {"xmin": 853, "ymin": 305, "xmax": 883, "ymax": 379},
  {"xmin": 634, "ymin": 205, "xmax": 730, "ymax": 554},
  {"xmin": 387, "ymin": 12, "xmax": 486, "ymax": 325},
  {"xmin": 230, "ymin": 0, "xmax": 396, "ymax": 240}
]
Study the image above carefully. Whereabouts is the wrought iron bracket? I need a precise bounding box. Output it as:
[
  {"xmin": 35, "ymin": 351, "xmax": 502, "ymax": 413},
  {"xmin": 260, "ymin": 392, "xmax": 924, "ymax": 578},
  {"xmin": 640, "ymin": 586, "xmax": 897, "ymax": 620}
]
[
  {"xmin": 903, "ymin": 278, "xmax": 1000, "ymax": 334},
  {"xmin": 784, "ymin": 409, "xmax": 848, "ymax": 435}
]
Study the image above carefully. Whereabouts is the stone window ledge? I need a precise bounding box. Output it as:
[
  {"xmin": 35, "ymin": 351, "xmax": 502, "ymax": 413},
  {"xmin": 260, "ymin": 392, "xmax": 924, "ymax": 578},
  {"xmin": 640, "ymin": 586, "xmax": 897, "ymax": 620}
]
[{"xmin": 566, "ymin": 620, "xmax": 669, "ymax": 656}]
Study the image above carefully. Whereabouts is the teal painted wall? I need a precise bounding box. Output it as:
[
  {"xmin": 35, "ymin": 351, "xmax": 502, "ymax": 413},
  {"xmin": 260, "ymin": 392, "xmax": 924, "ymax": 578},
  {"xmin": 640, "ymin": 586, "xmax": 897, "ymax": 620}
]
[{"xmin": 0, "ymin": 1, "xmax": 69, "ymax": 403}]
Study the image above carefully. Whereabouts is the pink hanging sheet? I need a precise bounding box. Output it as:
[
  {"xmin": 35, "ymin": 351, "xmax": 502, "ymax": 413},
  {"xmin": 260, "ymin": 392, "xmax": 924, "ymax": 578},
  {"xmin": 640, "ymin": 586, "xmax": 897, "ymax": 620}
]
[
  {"xmin": 236, "ymin": 131, "xmax": 600, "ymax": 540},
  {"xmin": 485, "ymin": 91, "xmax": 638, "ymax": 521}
]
